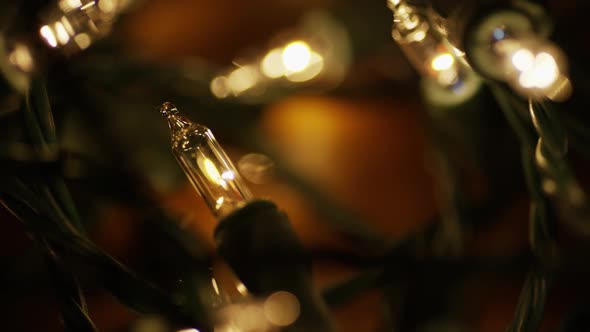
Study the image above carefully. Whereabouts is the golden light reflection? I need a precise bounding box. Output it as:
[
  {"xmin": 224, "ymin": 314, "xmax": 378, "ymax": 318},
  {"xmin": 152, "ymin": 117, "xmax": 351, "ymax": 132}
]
[
  {"xmin": 211, "ymin": 278, "xmax": 221, "ymax": 295},
  {"xmin": 235, "ymin": 281, "xmax": 248, "ymax": 296},
  {"xmin": 238, "ymin": 153, "xmax": 274, "ymax": 184},
  {"xmin": 282, "ymin": 41, "xmax": 312, "ymax": 73},
  {"xmin": 261, "ymin": 48, "xmax": 285, "ymax": 78},
  {"xmin": 8, "ymin": 44, "xmax": 34, "ymax": 73},
  {"xmin": 263, "ymin": 291, "xmax": 300, "ymax": 327},
  {"xmin": 178, "ymin": 329, "xmax": 200, "ymax": 332},
  {"xmin": 40, "ymin": 25, "xmax": 58, "ymax": 48}
]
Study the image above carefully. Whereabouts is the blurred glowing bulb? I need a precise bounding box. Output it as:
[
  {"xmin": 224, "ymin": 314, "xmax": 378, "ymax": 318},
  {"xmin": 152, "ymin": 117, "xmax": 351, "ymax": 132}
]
[
  {"xmin": 261, "ymin": 48, "xmax": 285, "ymax": 78},
  {"xmin": 387, "ymin": 0, "xmax": 402, "ymax": 8},
  {"xmin": 512, "ymin": 49, "xmax": 535, "ymax": 72},
  {"xmin": 210, "ymin": 76, "xmax": 230, "ymax": 98},
  {"xmin": 54, "ymin": 22, "xmax": 70, "ymax": 45},
  {"xmin": 227, "ymin": 65, "xmax": 258, "ymax": 94},
  {"xmin": 162, "ymin": 102, "xmax": 253, "ymax": 219},
  {"xmin": 98, "ymin": 0, "xmax": 118, "ymax": 13},
  {"xmin": 518, "ymin": 51, "xmax": 559, "ymax": 89},
  {"xmin": 282, "ymin": 41, "xmax": 312, "ymax": 73},
  {"xmin": 74, "ymin": 33, "xmax": 91, "ymax": 50},
  {"xmin": 58, "ymin": 0, "xmax": 82, "ymax": 12},
  {"xmin": 40, "ymin": 25, "xmax": 58, "ymax": 47},
  {"xmin": 264, "ymin": 291, "xmax": 300, "ymax": 327},
  {"xmin": 285, "ymin": 51, "xmax": 324, "ymax": 82},
  {"xmin": 8, "ymin": 44, "xmax": 34, "ymax": 72},
  {"xmin": 431, "ymin": 53, "xmax": 454, "ymax": 71}
]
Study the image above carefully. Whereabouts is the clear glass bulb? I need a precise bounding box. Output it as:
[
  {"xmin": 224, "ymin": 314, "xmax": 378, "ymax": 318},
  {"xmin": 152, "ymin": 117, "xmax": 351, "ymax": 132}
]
[
  {"xmin": 161, "ymin": 102, "xmax": 253, "ymax": 219},
  {"xmin": 388, "ymin": 1, "xmax": 465, "ymax": 88}
]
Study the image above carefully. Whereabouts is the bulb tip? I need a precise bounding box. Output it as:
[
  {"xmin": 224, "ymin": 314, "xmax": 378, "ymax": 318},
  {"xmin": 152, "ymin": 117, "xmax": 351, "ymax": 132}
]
[{"xmin": 160, "ymin": 102, "xmax": 179, "ymax": 118}]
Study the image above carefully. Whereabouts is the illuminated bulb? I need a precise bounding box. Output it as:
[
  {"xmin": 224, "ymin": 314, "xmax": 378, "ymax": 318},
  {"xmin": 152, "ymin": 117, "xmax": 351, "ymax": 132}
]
[
  {"xmin": 40, "ymin": 0, "xmax": 129, "ymax": 52},
  {"xmin": 282, "ymin": 41, "xmax": 312, "ymax": 73},
  {"xmin": 54, "ymin": 22, "xmax": 70, "ymax": 45},
  {"xmin": 210, "ymin": 76, "xmax": 230, "ymax": 98},
  {"xmin": 509, "ymin": 48, "xmax": 560, "ymax": 90},
  {"xmin": 74, "ymin": 33, "xmax": 91, "ymax": 50},
  {"xmin": 285, "ymin": 51, "xmax": 324, "ymax": 82},
  {"xmin": 431, "ymin": 53, "xmax": 454, "ymax": 71},
  {"xmin": 40, "ymin": 25, "xmax": 58, "ymax": 48},
  {"xmin": 511, "ymin": 49, "xmax": 535, "ymax": 72},
  {"xmin": 227, "ymin": 65, "xmax": 258, "ymax": 94},
  {"xmin": 389, "ymin": 1, "xmax": 465, "ymax": 88},
  {"xmin": 261, "ymin": 48, "xmax": 285, "ymax": 78},
  {"xmin": 263, "ymin": 291, "xmax": 300, "ymax": 327},
  {"xmin": 161, "ymin": 102, "xmax": 253, "ymax": 219},
  {"xmin": 527, "ymin": 52, "xmax": 558, "ymax": 88},
  {"xmin": 8, "ymin": 44, "xmax": 34, "ymax": 72}
]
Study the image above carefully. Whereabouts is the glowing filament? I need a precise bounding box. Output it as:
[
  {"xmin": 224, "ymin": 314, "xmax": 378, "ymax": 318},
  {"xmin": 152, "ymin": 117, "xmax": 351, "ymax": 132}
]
[{"xmin": 198, "ymin": 157, "xmax": 227, "ymax": 188}]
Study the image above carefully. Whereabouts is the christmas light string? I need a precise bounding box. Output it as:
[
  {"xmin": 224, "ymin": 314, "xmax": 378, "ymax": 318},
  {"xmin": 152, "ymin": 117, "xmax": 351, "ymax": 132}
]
[
  {"xmin": 388, "ymin": 0, "xmax": 479, "ymax": 256},
  {"xmin": 0, "ymin": 0, "xmax": 589, "ymax": 330},
  {"xmin": 162, "ymin": 102, "xmax": 336, "ymax": 332},
  {"xmin": 386, "ymin": 1, "xmax": 586, "ymax": 330}
]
